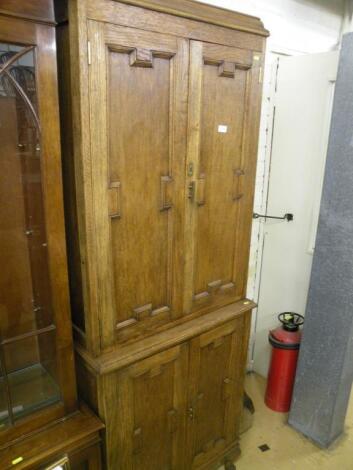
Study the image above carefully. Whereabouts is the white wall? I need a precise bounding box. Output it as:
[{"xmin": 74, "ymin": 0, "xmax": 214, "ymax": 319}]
[
  {"xmin": 196, "ymin": 0, "xmax": 346, "ymax": 368},
  {"xmin": 198, "ymin": 0, "xmax": 344, "ymax": 53},
  {"xmin": 253, "ymin": 51, "xmax": 338, "ymax": 377}
]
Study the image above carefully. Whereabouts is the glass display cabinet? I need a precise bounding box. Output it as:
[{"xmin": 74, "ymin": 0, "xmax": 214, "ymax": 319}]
[
  {"xmin": 0, "ymin": 20, "xmax": 77, "ymax": 442},
  {"xmin": 0, "ymin": 42, "xmax": 64, "ymax": 432},
  {"xmin": 0, "ymin": 6, "xmax": 104, "ymax": 468}
]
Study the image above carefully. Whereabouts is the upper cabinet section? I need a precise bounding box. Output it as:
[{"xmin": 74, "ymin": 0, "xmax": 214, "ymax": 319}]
[{"xmin": 56, "ymin": 0, "xmax": 267, "ymax": 354}]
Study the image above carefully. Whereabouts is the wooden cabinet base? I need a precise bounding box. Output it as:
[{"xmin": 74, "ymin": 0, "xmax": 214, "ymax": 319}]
[
  {"xmin": 76, "ymin": 301, "xmax": 254, "ymax": 469},
  {"xmin": 0, "ymin": 405, "xmax": 104, "ymax": 470}
]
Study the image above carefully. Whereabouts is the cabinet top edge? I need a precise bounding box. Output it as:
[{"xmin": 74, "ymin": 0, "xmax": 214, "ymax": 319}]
[
  {"xmin": 0, "ymin": 405, "xmax": 104, "ymax": 461},
  {"xmin": 114, "ymin": 0, "xmax": 269, "ymax": 37},
  {"xmin": 76, "ymin": 299, "xmax": 257, "ymax": 375},
  {"xmin": 0, "ymin": 1, "xmax": 56, "ymax": 25},
  {"xmin": 55, "ymin": 0, "xmax": 269, "ymax": 37}
]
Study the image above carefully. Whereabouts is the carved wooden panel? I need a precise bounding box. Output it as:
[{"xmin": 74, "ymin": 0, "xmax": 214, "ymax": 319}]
[
  {"xmin": 88, "ymin": 22, "xmax": 188, "ymax": 347},
  {"xmin": 184, "ymin": 41, "xmax": 261, "ymax": 314},
  {"xmin": 106, "ymin": 345, "xmax": 188, "ymax": 469},
  {"xmin": 186, "ymin": 320, "xmax": 243, "ymax": 468}
]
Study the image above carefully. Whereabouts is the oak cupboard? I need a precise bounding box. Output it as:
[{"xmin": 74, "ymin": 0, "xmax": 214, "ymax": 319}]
[
  {"xmin": 0, "ymin": 1, "xmax": 103, "ymax": 467},
  {"xmin": 55, "ymin": 0, "xmax": 268, "ymax": 468}
]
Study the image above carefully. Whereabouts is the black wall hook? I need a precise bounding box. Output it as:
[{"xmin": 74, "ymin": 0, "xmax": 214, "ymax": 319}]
[{"xmin": 253, "ymin": 212, "xmax": 294, "ymax": 222}]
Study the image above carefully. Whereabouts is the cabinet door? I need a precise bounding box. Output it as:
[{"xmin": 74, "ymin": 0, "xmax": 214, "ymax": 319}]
[
  {"xmin": 108, "ymin": 345, "xmax": 188, "ymax": 470},
  {"xmin": 186, "ymin": 320, "xmax": 245, "ymax": 468},
  {"xmin": 88, "ymin": 21, "xmax": 188, "ymax": 347},
  {"xmin": 184, "ymin": 41, "xmax": 263, "ymax": 314}
]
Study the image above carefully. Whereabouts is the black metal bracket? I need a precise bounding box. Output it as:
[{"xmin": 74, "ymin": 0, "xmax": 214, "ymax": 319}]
[{"xmin": 253, "ymin": 212, "xmax": 294, "ymax": 222}]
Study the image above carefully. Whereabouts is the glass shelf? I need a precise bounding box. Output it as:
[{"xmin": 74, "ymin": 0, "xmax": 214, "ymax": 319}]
[{"xmin": 0, "ymin": 363, "xmax": 60, "ymax": 428}]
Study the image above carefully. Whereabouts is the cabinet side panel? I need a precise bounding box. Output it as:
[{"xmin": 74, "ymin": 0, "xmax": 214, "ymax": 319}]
[
  {"xmin": 235, "ymin": 52, "xmax": 265, "ymax": 297},
  {"xmin": 75, "ymin": 354, "xmax": 99, "ymax": 415},
  {"xmin": 56, "ymin": 24, "xmax": 86, "ymax": 337}
]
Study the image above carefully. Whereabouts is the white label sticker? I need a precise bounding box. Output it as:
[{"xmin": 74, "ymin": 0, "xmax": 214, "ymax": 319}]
[{"xmin": 218, "ymin": 125, "xmax": 228, "ymax": 133}]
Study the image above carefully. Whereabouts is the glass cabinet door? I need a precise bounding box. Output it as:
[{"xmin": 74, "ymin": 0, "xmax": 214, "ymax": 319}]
[{"xmin": 0, "ymin": 43, "xmax": 61, "ymax": 429}]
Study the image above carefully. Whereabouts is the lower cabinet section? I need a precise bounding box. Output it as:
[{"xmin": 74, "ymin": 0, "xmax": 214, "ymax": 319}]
[
  {"xmin": 0, "ymin": 405, "xmax": 104, "ymax": 470},
  {"xmin": 77, "ymin": 303, "xmax": 252, "ymax": 470}
]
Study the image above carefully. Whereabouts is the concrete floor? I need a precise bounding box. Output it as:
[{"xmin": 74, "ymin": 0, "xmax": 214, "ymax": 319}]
[{"xmin": 235, "ymin": 373, "xmax": 353, "ymax": 470}]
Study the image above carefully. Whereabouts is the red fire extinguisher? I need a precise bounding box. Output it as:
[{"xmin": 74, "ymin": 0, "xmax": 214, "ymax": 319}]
[{"xmin": 265, "ymin": 312, "xmax": 304, "ymax": 412}]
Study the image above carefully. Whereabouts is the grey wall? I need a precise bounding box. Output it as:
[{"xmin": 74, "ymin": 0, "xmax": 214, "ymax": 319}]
[{"xmin": 289, "ymin": 32, "xmax": 353, "ymax": 447}]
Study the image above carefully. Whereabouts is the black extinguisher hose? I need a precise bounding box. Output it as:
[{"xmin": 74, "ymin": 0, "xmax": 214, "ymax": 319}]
[{"xmin": 269, "ymin": 334, "xmax": 300, "ymax": 350}]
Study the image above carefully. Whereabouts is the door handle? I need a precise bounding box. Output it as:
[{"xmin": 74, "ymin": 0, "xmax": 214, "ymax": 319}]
[
  {"xmin": 188, "ymin": 177, "xmax": 205, "ymax": 205},
  {"xmin": 133, "ymin": 427, "xmax": 143, "ymax": 454},
  {"xmin": 188, "ymin": 392, "xmax": 203, "ymax": 420},
  {"xmin": 167, "ymin": 408, "xmax": 178, "ymax": 433},
  {"xmin": 222, "ymin": 377, "xmax": 233, "ymax": 400},
  {"xmin": 188, "ymin": 181, "xmax": 195, "ymax": 201},
  {"xmin": 232, "ymin": 168, "xmax": 245, "ymax": 201},
  {"xmin": 160, "ymin": 175, "xmax": 173, "ymax": 211},
  {"xmin": 187, "ymin": 407, "xmax": 194, "ymax": 420},
  {"xmin": 108, "ymin": 181, "xmax": 121, "ymax": 218},
  {"xmin": 196, "ymin": 174, "xmax": 206, "ymax": 206}
]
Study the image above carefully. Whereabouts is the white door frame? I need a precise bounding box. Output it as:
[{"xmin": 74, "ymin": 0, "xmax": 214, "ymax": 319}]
[{"xmin": 247, "ymin": 48, "xmax": 338, "ymax": 372}]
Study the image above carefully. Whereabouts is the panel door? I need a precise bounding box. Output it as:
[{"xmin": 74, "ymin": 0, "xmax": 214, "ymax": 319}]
[
  {"xmin": 186, "ymin": 320, "xmax": 244, "ymax": 468},
  {"xmin": 109, "ymin": 345, "xmax": 188, "ymax": 470},
  {"xmin": 88, "ymin": 22, "xmax": 188, "ymax": 347},
  {"xmin": 184, "ymin": 41, "xmax": 263, "ymax": 314}
]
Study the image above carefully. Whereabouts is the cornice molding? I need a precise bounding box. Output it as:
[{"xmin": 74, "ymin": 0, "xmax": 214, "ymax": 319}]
[{"xmin": 115, "ymin": 0, "xmax": 269, "ymax": 36}]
